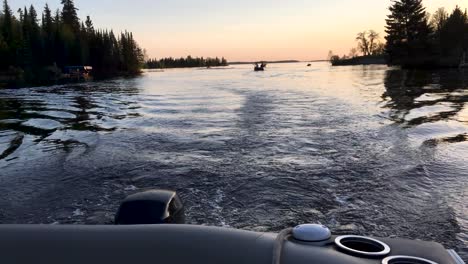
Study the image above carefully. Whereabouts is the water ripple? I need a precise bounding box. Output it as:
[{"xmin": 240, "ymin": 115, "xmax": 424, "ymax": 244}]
[{"xmin": 0, "ymin": 63, "xmax": 466, "ymax": 260}]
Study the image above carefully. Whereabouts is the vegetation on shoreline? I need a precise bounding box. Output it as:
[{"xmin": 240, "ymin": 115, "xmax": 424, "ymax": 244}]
[
  {"xmin": 330, "ymin": 55, "xmax": 386, "ymax": 66},
  {"xmin": 0, "ymin": 0, "xmax": 144, "ymax": 88},
  {"xmin": 330, "ymin": 0, "xmax": 468, "ymax": 68},
  {"xmin": 386, "ymin": 0, "xmax": 468, "ymax": 68},
  {"xmin": 329, "ymin": 30, "xmax": 385, "ymax": 66},
  {"xmin": 145, "ymin": 56, "xmax": 228, "ymax": 69}
]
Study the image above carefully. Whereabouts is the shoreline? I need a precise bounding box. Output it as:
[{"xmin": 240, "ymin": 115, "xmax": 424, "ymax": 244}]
[
  {"xmin": 331, "ymin": 55, "xmax": 386, "ymax": 66},
  {"xmin": 0, "ymin": 71, "xmax": 143, "ymax": 89},
  {"xmin": 0, "ymin": 72, "xmax": 143, "ymax": 90}
]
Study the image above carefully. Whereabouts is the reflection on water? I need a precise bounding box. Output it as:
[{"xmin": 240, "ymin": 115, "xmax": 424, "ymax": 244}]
[
  {"xmin": 0, "ymin": 82, "xmax": 140, "ymax": 142},
  {"xmin": 383, "ymin": 69, "xmax": 468, "ymax": 148},
  {"xmin": 0, "ymin": 63, "xmax": 467, "ymax": 260},
  {"xmin": 384, "ymin": 69, "xmax": 467, "ymax": 125}
]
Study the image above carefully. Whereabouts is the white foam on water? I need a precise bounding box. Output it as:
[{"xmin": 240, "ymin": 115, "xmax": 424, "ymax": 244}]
[
  {"xmin": 21, "ymin": 119, "xmax": 63, "ymax": 130},
  {"xmin": 72, "ymin": 209, "xmax": 84, "ymax": 217}
]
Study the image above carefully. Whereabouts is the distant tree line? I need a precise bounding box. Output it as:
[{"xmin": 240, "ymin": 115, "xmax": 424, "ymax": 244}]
[
  {"xmin": 386, "ymin": 0, "xmax": 468, "ymax": 67},
  {"xmin": 145, "ymin": 56, "xmax": 228, "ymax": 69},
  {"xmin": 0, "ymin": 0, "xmax": 144, "ymax": 87}
]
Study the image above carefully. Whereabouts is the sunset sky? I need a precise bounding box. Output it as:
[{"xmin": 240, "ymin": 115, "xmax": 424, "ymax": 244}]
[{"xmin": 11, "ymin": 0, "xmax": 468, "ymax": 61}]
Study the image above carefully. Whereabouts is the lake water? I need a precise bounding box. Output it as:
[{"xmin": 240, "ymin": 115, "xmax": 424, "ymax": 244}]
[{"xmin": 0, "ymin": 62, "xmax": 467, "ymax": 259}]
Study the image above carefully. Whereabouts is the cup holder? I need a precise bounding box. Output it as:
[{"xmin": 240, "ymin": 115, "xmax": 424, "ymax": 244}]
[
  {"xmin": 335, "ymin": 235, "xmax": 391, "ymax": 257},
  {"xmin": 382, "ymin": 256, "xmax": 439, "ymax": 264}
]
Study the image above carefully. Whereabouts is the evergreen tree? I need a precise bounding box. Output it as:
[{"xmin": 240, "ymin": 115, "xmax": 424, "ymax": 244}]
[
  {"xmin": 0, "ymin": 0, "xmax": 228, "ymax": 87},
  {"xmin": 85, "ymin": 15, "xmax": 94, "ymax": 33},
  {"xmin": 27, "ymin": 5, "xmax": 42, "ymax": 67},
  {"xmin": 20, "ymin": 7, "xmax": 33, "ymax": 71},
  {"xmin": 439, "ymin": 6, "xmax": 467, "ymax": 56},
  {"xmin": 60, "ymin": 0, "xmax": 81, "ymax": 65},
  {"xmin": 42, "ymin": 4, "xmax": 53, "ymax": 32},
  {"xmin": 61, "ymin": 0, "xmax": 79, "ymax": 33},
  {"xmin": 0, "ymin": 19, "xmax": 8, "ymax": 70},
  {"xmin": 1, "ymin": 0, "xmax": 14, "ymax": 69},
  {"xmin": 385, "ymin": 0, "xmax": 432, "ymax": 66},
  {"xmin": 42, "ymin": 4, "xmax": 55, "ymax": 65},
  {"xmin": 1, "ymin": 0, "xmax": 12, "ymax": 43},
  {"xmin": 53, "ymin": 9, "xmax": 64, "ymax": 66}
]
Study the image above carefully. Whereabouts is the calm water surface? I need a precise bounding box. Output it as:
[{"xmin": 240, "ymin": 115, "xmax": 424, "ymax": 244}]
[{"xmin": 0, "ymin": 63, "xmax": 467, "ymax": 258}]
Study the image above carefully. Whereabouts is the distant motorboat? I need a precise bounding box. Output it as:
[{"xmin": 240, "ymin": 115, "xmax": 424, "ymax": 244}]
[
  {"xmin": 254, "ymin": 62, "xmax": 267, "ymax": 71},
  {"xmin": 307, "ymin": 64, "xmax": 312, "ymax": 67}
]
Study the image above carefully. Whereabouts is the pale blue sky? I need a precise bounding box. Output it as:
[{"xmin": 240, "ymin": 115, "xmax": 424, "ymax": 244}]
[{"xmin": 9, "ymin": 0, "xmax": 467, "ymax": 61}]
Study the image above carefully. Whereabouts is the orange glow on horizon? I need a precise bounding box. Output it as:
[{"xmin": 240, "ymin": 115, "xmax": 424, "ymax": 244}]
[{"xmin": 12, "ymin": 0, "xmax": 468, "ymax": 61}]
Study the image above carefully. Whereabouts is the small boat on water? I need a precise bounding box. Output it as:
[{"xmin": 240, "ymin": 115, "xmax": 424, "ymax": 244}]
[
  {"xmin": 0, "ymin": 189, "xmax": 463, "ymax": 264},
  {"xmin": 254, "ymin": 62, "xmax": 267, "ymax": 71}
]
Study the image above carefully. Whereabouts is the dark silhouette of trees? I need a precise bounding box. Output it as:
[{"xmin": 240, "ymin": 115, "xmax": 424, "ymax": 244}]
[
  {"xmin": 368, "ymin": 30, "xmax": 381, "ymax": 54},
  {"xmin": 85, "ymin": 16, "xmax": 93, "ymax": 32},
  {"xmin": 330, "ymin": 29, "xmax": 385, "ymax": 65},
  {"xmin": 355, "ymin": 30, "xmax": 384, "ymax": 56},
  {"xmin": 0, "ymin": 0, "xmax": 144, "ymax": 87},
  {"xmin": 386, "ymin": 0, "xmax": 431, "ymax": 64},
  {"xmin": 42, "ymin": 4, "xmax": 55, "ymax": 65},
  {"xmin": 146, "ymin": 56, "xmax": 228, "ymax": 69},
  {"xmin": 438, "ymin": 6, "xmax": 467, "ymax": 57},
  {"xmin": 431, "ymin": 8, "xmax": 448, "ymax": 34},
  {"xmin": 331, "ymin": 1, "xmax": 468, "ymax": 68},
  {"xmin": 385, "ymin": 1, "xmax": 468, "ymax": 68},
  {"xmin": 356, "ymin": 32, "xmax": 370, "ymax": 56},
  {"xmin": 1, "ymin": 0, "xmax": 16, "ymax": 69},
  {"xmin": 1, "ymin": 0, "xmax": 13, "ymax": 44},
  {"xmin": 356, "ymin": 34, "xmax": 369, "ymax": 56},
  {"xmin": 61, "ymin": 0, "xmax": 80, "ymax": 33},
  {"xmin": 385, "ymin": 0, "xmax": 433, "ymax": 66}
]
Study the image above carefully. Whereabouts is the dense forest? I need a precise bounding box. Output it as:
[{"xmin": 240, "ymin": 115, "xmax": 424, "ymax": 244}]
[
  {"xmin": 0, "ymin": 0, "xmax": 144, "ymax": 87},
  {"xmin": 385, "ymin": 0, "xmax": 468, "ymax": 68},
  {"xmin": 330, "ymin": 0, "xmax": 468, "ymax": 68},
  {"xmin": 145, "ymin": 56, "xmax": 228, "ymax": 69}
]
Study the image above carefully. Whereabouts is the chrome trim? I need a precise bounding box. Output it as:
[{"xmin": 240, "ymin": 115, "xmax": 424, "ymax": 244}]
[
  {"xmin": 335, "ymin": 235, "xmax": 391, "ymax": 257},
  {"xmin": 447, "ymin": 250, "xmax": 466, "ymax": 264},
  {"xmin": 382, "ymin": 256, "xmax": 439, "ymax": 264}
]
